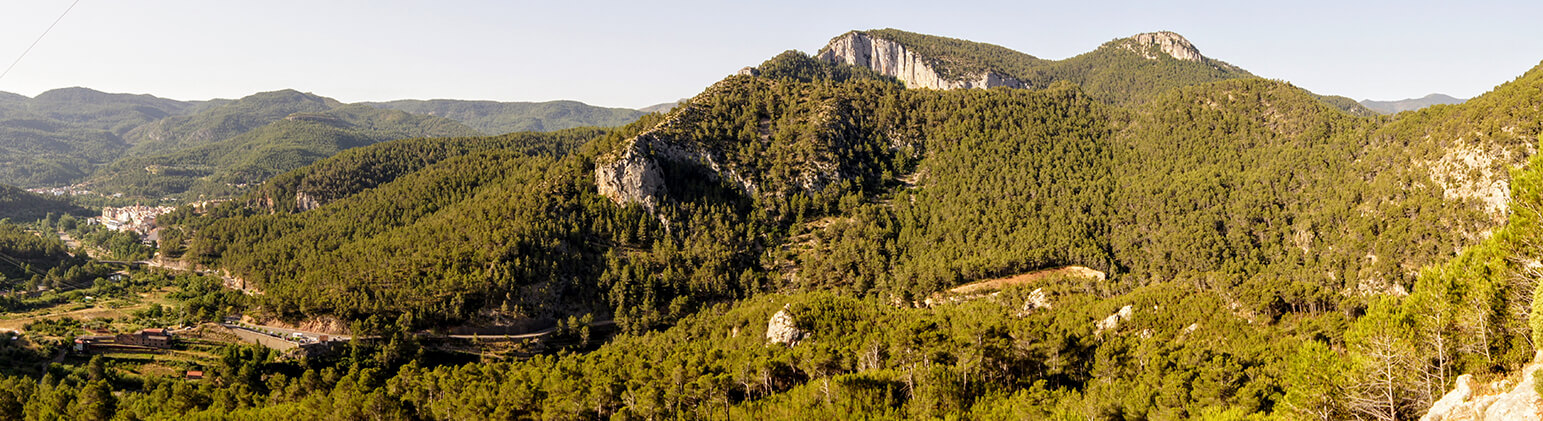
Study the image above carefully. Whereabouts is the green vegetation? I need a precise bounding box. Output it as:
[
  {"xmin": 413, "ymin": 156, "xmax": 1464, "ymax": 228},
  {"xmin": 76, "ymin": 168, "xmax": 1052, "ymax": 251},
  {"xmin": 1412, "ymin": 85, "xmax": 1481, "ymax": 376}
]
[
  {"xmin": 1, "ymin": 32, "xmax": 1541, "ymax": 419},
  {"xmin": 0, "ymin": 221, "xmax": 111, "ymax": 298},
  {"xmin": 90, "ymin": 103, "xmax": 481, "ymax": 199},
  {"xmin": 0, "ymin": 88, "xmax": 649, "ymax": 200},
  {"xmin": 0, "ymin": 87, "xmax": 196, "ymax": 187},
  {"xmin": 0, "ymin": 184, "xmax": 92, "ymax": 222}
]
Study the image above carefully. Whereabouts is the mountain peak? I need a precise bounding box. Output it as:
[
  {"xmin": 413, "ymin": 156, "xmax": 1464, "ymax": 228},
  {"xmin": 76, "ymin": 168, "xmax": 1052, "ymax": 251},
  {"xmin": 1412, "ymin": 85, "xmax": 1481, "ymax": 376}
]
[
  {"xmin": 1115, "ymin": 31, "xmax": 1204, "ymax": 62},
  {"xmin": 1359, "ymin": 93, "xmax": 1467, "ymax": 114}
]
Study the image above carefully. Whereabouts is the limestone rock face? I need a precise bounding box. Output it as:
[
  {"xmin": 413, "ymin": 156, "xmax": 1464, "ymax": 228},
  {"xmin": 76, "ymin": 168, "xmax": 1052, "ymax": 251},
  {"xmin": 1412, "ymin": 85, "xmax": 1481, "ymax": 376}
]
[
  {"xmin": 1423, "ymin": 374, "xmax": 1476, "ymax": 421},
  {"xmin": 766, "ymin": 306, "xmax": 806, "ymax": 346},
  {"xmin": 1420, "ymin": 364, "xmax": 1543, "ymax": 421},
  {"xmin": 817, "ymin": 32, "xmax": 1024, "ymax": 90},
  {"xmin": 594, "ymin": 130, "xmax": 763, "ymax": 210},
  {"xmin": 1118, "ymin": 31, "xmax": 1205, "ymax": 62},
  {"xmin": 595, "ymin": 136, "xmax": 669, "ymax": 210}
]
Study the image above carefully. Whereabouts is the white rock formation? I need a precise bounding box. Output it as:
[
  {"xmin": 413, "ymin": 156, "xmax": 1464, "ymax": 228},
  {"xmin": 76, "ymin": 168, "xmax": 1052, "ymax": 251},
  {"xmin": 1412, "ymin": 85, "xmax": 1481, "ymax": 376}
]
[
  {"xmin": 765, "ymin": 306, "xmax": 806, "ymax": 346},
  {"xmin": 1423, "ymin": 374, "xmax": 1476, "ymax": 421},
  {"xmin": 817, "ymin": 32, "xmax": 1025, "ymax": 90},
  {"xmin": 1117, "ymin": 31, "xmax": 1205, "ymax": 62},
  {"xmin": 1421, "ymin": 364, "xmax": 1543, "ymax": 421},
  {"xmin": 1428, "ymin": 143, "xmax": 1514, "ymax": 218},
  {"xmin": 595, "ymin": 131, "xmax": 765, "ymax": 210},
  {"xmin": 595, "ymin": 137, "xmax": 669, "ymax": 210},
  {"xmin": 1016, "ymin": 288, "xmax": 1052, "ymax": 317},
  {"xmin": 1095, "ymin": 305, "xmax": 1134, "ymax": 334}
]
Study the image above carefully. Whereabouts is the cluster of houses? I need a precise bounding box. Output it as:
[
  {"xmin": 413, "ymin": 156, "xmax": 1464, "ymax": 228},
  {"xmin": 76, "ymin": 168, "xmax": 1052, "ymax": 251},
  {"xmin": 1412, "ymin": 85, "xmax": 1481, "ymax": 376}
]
[
  {"xmin": 74, "ymin": 328, "xmax": 174, "ymax": 352},
  {"xmin": 98, "ymin": 205, "xmax": 176, "ymax": 235},
  {"xmin": 26, "ymin": 186, "xmax": 99, "ymax": 197}
]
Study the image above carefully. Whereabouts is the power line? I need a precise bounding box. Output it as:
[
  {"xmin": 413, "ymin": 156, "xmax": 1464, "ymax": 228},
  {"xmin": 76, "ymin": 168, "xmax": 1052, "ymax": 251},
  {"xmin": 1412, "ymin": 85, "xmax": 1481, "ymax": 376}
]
[{"xmin": 0, "ymin": 0, "xmax": 83, "ymax": 83}]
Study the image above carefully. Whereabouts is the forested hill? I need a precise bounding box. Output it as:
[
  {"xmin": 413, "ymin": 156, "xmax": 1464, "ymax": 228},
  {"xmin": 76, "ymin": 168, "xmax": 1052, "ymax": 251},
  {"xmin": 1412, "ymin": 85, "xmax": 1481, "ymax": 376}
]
[
  {"xmin": 817, "ymin": 28, "xmax": 1379, "ymax": 116},
  {"xmin": 85, "ymin": 102, "xmax": 482, "ymax": 199},
  {"xmin": 140, "ymin": 47, "xmax": 1543, "ymax": 418},
  {"xmin": 175, "ymin": 48, "xmax": 1521, "ymax": 334},
  {"xmin": 0, "ymin": 87, "xmax": 202, "ymax": 187},
  {"xmin": 360, "ymin": 99, "xmax": 646, "ymax": 135},
  {"xmin": 0, "ymin": 88, "xmax": 647, "ymax": 196},
  {"xmin": 0, "ymin": 184, "xmax": 91, "ymax": 222},
  {"xmin": 120, "ymin": 90, "xmax": 343, "ymax": 156}
]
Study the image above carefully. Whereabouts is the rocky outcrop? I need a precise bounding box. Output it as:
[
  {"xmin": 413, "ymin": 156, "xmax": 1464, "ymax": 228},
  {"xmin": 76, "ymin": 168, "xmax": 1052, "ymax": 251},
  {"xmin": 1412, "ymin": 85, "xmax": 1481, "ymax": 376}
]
[
  {"xmin": 817, "ymin": 32, "xmax": 1024, "ymax": 90},
  {"xmin": 295, "ymin": 191, "xmax": 322, "ymax": 211},
  {"xmin": 1425, "ymin": 374, "xmax": 1477, "ymax": 421},
  {"xmin": 766, "ymin": 306, "xmax": 806, "ymax": 346},
  {"xmin": 1016, "ymin": 288, "xmax": 1052, "ymax": 317},
  {"xmin": 595, "ymin": 136, "xmax": 670, "ymax": 210},
  {"xmin": 1421, "ymin": 364, "xmax": 1543, "ymax": 421},
  {"xmin": 1428, "ymin": 143, "xmax": 1515, "ymax": 219},
  {"xmin": 595, "ymin": 130, "xmax": 762, "ymax": 210},
  {"xmin": 1117, "ymin": 31, "xmax": 1205, "ymax": 62},
  {"xmin": 1095, "ymin": 305, "xmax": 1134, "ymax": 334}
]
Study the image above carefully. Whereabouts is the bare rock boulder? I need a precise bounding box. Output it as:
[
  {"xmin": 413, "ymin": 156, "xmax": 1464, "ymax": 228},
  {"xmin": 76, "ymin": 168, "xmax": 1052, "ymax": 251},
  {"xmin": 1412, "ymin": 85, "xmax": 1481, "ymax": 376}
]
[{"xmin": 766, "ymin": 306, "xmax": 806, "ymax": 346}]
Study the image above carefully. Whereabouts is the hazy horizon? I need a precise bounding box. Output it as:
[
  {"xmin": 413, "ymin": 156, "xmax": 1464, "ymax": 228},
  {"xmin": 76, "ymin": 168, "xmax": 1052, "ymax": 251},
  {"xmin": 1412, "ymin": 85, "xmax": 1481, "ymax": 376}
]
[{"xmin": 2, "ymin": 0, "xmax": 1538, "ymax": 108}]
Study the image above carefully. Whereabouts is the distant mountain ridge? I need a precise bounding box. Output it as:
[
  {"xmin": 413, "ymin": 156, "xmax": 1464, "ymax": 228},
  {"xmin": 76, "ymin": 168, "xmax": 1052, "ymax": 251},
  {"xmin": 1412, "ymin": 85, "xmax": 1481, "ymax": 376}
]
[
  {"xmin": 0, "ymin": 87, "xmax": 648, "ymax": 195},
  {"xmin": 812, "ymin": 28, "xmax": 1376, "ymax": 117},
  {"xmin": 360, "ymin": 99, "xmax": 644, "ymax": 135},
  {"xmin": 1360, "ymin": 93, "xmax": 1466, "ymax": 114}
]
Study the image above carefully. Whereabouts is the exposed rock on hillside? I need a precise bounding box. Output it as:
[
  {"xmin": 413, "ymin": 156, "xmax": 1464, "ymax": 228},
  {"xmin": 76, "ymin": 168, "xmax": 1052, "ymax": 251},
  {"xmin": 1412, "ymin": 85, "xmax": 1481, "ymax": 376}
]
[
  {"xmin": 1016, "ymin": 288, "xmax": 1052, "ymax": 317},
  {"xmin": 1117, "ymin": 31, "xmax": 1205, "ymax": 62},
  {"xmin": 595, "ymin": 135, "xmax": 670, "ymax": 210},
  {"xmin": 766, "ymin": 306, "xmax": 806, "ymax": 346},
  {"xmin": 1096, "ymin": 305, "xmax": 1134, "ymax": 334},
  {"xmin": 1428, "ymin": 143, "xmax": 1518, "ymax": 219},
  {"xmin": 295, "ymin": 191, "xmax": 322, "ymax": 211},
  {"xmin": 1421, "ymin": 364, "xmax": 1542, "ymax": 421},
  {"xmin": 595, "ymin": 130, "xmax": 761, "ymax": 210},
  {"xmin": 817, "ymin": 31, "xmax": 1025, "ymax": 90},
  {"xmin": 595, "ymin": 79, "xmax": 870, "ymax": 212}
]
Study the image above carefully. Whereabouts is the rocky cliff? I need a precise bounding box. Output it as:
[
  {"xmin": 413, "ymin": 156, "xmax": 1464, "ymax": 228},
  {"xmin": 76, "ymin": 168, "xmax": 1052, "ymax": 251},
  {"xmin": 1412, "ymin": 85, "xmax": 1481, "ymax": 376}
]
[
  {"xmin": 594, "ymin": 114, "xmax": 762, "ymax": 210},
  {"xmin": 594, "ymin": 80, "xmax": 868, "ymax": 212},
  {"xmin": 1115, "ymin": 31, "xmax": 1206, "ymax": 62},
  {"xmin": 816, "ymin": 31, "xmax": 1025, "ymax": 90}
]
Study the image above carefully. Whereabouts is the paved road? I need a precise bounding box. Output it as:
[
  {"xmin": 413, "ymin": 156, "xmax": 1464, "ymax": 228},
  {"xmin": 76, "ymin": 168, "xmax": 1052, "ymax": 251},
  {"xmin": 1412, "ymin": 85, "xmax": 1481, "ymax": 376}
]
[
  {"xmin": 434, "ymin": 320, "xmax": 615, "ymax": 340},
  {"xmin": 224, "ymin": 320, "xmax": 349, "ymax": 343}
]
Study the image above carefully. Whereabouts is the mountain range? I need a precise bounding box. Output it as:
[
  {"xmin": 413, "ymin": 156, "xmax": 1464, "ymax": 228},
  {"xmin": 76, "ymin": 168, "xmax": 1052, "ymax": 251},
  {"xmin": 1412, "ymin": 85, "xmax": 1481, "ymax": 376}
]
[
  {"xmin": 1360, "ymin": 92, "xmax": 1467, "ymax": 114},
  {"xmin": 0, "ymin": 88, "xmax": 647, "ymax": 197},
  {"xmin": 2, "ymin": 28, "xmax": 1539, "ymax": 419}
]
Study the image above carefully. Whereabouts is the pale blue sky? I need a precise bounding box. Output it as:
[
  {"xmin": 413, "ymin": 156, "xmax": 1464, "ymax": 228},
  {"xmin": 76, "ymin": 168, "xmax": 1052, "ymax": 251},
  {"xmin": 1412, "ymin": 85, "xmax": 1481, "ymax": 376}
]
[{"xmin": 1, "ymin": 0, "xmax": 1539, "ymax": 108}]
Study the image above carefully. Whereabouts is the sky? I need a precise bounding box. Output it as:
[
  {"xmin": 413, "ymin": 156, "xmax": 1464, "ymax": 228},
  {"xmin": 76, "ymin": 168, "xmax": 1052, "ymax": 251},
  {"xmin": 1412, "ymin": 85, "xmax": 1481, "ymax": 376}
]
[{"xmin": 0, "ymin": 0, "xmax": 1539, "ymax": 109}]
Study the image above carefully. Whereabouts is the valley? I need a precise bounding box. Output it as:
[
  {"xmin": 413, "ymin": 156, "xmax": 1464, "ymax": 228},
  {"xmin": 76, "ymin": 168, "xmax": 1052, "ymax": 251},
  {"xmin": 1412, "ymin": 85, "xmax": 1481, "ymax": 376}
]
[{"xmin": 0, "ymin": 24, "xmax": 1540, "ymax": 420}]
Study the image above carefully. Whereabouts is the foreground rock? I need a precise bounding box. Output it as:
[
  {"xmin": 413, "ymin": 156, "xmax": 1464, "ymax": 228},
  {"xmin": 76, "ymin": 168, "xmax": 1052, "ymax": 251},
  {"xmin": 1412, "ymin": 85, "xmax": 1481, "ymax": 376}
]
[{"xmin": 1422, "ymin": 363, "xmax": 1542, "ymax": 421}]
